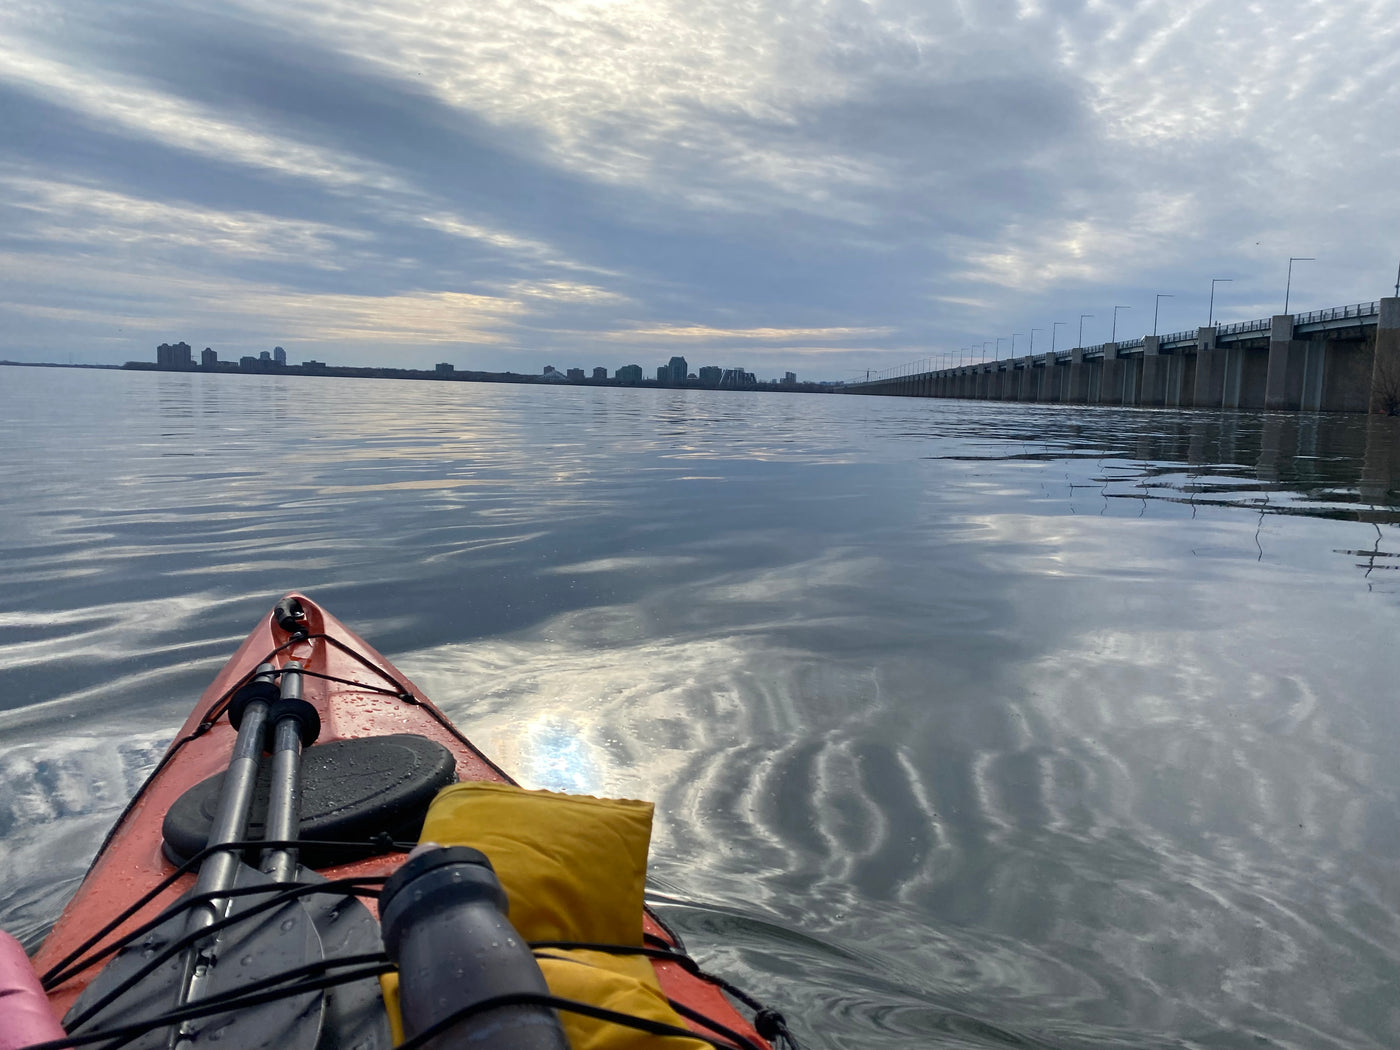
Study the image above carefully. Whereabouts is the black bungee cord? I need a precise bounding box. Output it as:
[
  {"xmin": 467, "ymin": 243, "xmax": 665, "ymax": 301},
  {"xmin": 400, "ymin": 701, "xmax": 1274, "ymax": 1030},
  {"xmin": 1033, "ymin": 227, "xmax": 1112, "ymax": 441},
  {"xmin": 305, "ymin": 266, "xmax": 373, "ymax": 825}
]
[
  {"xmin": 41, "ymin": 835, "xmax": 408, "ymax": 991},
  {"xmin": 63, "ymin": 874, "xmax": 388, "ymax": 1033}
]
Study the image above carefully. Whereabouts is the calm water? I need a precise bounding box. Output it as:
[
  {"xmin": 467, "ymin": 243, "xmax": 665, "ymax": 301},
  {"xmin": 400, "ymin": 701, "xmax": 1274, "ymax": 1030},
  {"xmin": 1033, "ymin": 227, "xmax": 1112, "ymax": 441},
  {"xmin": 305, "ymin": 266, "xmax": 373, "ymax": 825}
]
[{"xmin": 2, "ymin": 367, "xmax": 1399, "ymax": 1049}]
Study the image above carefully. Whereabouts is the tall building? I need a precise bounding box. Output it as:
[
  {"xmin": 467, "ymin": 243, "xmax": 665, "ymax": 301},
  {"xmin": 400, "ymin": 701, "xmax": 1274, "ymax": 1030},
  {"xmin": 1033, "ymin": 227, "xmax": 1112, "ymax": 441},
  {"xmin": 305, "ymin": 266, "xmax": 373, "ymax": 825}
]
[
  {"xmin": 156, "ymin": 342, "xmax": 193, "ymax": 368},
  {"xmin": 698, "ymin": 366, "xmax": 722, "ymax": 387},
  {"xmin": 657, "ymin": 365, "xmax": 668, "ymax": 383},
  {"xmin": 783, "ymin": 371, "xmax": 797, "ymax": 386},
  {"xmin": 273, "ymin": 346, "xmax": 287, "ymax": 367},
  {"xmin": 616, "ymin": 364, "xmax": 643, "ymax": 384},
  {"xmin": 201, "ymin": 348, "xmax": 218, "ymax": 368},
  {"xmin": 436, "ymin": 362, "xmax": 454, "ymax": 374},
  {"xmin": 720, "ymin": 368, "xmax": 756, "ymax": 389},
  {"xmin": 566, "ymin": 368, "xmax": 585, "ymax": 381},
  {"xmin": 259, "ymin": 351, "xmax": 271, "ymax": 364},
  {"xmin": 667, "ymin": 356, "xmax": 688, "ymax": 384},
  {"xmin": 592, "ymin": 367, "xmax": 607, "ymax": 380}
]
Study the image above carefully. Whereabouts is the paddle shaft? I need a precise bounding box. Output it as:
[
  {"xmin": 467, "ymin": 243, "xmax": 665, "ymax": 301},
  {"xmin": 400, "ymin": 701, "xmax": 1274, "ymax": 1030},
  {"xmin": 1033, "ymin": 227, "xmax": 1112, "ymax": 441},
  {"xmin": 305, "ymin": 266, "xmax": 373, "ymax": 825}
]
[
  {"xmin": 260, "ymin": 662, "xmax": 306, "ymax": 883},
  {"xmin": 170, "ymin": 661, "xmax": 310, "ymax": 1045},
  {"xmin": 184, "ymin": 664, "xmax": 277, "ymax": 929}
]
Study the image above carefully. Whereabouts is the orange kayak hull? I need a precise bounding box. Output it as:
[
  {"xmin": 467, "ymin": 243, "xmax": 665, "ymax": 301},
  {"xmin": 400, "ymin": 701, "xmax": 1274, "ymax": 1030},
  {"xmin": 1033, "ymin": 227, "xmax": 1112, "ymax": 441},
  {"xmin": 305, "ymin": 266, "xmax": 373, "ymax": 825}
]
[{"xmin": 33, "ymin": 594, "xmax": 769, "ymax": 1047}]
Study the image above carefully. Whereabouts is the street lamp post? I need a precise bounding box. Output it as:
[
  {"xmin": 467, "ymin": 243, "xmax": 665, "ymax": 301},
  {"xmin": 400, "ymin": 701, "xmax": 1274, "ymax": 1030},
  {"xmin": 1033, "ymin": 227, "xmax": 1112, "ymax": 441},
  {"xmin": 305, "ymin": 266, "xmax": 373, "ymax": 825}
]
[
  {"xmin": 1079, "ymin": 314, "xmax": 1093, "ymax": 348},
  {"xmin": 1208, "ymin": 278, "xmax": 1232, "ymax": 327},
  {"xmin": 1284, "ymin": 257, "xmax": 1314, "ymax": 314},
  {"xmin": 1153, "ymin": 294, "xmax": 1174, "ymax": 336},
  {"xmin": 996, "ymin": 337, "xmax": 1005, "ymax": 361},
  {"xmin": 1051, "ymin": 321, "xmax": 1066, "ymax": 354},
  {"xmin": 1111, "ymin": 305, "xmax": 1130, "ymax": 342},
  {"xmin": 1030, "ymin": 328, "xmax": 1043, "ymax": 354},
  {"xmin": 983, "ymin": 341, "xmax": 992, "ymax": 364}
]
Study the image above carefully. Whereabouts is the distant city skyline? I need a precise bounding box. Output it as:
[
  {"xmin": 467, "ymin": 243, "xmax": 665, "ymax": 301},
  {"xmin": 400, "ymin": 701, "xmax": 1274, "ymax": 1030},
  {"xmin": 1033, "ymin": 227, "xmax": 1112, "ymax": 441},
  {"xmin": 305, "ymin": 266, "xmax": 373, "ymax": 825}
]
[{"xmin": 140, "ymin": 342, "xmax": 820, "ymax": 390}]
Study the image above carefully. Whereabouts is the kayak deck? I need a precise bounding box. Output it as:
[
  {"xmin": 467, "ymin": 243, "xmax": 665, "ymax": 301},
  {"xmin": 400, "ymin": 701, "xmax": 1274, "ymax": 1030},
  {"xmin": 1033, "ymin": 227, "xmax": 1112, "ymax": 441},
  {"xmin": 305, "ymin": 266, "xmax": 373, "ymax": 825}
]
[{"xmin": 31, "ymin": 594, "xmax": 772, "ymax": 1047}]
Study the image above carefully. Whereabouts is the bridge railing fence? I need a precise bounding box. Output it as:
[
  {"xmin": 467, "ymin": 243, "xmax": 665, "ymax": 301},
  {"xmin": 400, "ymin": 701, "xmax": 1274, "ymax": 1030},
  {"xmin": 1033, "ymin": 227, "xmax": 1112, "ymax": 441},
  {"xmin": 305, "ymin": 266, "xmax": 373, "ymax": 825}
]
[
  {"xmin": 1216, "ymin": 317, "xmax": 1271, "ymax": 337},
  {"xmin": 1292, "ymin": 301, "xmax": 1378, "ymax": 325}
]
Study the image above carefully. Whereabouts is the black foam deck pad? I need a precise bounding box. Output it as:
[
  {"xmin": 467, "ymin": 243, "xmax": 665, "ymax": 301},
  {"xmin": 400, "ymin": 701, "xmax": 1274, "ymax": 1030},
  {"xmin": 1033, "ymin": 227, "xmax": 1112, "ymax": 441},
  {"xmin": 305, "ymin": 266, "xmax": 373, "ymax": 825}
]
[{"xmin": 162, "ymin": 734, "xmax": 458, "ymax": 866}]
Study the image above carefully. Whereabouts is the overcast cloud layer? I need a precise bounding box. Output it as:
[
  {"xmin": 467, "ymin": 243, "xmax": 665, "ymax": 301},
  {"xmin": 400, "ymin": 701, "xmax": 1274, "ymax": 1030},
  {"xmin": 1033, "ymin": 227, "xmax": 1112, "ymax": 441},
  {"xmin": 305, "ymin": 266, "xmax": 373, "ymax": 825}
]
[{"xmin": 2, "ymin": 0, "xmax": 1397, "ymax": 380}]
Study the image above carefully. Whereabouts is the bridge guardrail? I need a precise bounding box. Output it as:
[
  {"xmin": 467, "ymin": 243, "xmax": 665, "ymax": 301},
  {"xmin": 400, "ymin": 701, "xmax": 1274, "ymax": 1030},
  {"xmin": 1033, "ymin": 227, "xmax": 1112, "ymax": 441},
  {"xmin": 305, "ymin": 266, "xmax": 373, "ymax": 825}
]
[
  {"xmin": 1293, "ymin": 301, "xmax": 1377, "ymax": 325},
  {"xmin": 1216, "ymin": 317, "xmax": 1270, "ymax": 336}
]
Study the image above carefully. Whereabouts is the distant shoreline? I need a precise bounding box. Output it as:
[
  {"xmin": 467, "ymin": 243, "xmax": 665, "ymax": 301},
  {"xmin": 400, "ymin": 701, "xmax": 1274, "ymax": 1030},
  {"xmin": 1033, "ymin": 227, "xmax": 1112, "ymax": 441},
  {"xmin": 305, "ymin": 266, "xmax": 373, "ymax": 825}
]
[
  {"xmin": 0, "ymin": 359, "xmax": 837, "ymax": 393},
  {"xmin": 1, "ymin": 360, "xmax": 124, "ymax": 370}
]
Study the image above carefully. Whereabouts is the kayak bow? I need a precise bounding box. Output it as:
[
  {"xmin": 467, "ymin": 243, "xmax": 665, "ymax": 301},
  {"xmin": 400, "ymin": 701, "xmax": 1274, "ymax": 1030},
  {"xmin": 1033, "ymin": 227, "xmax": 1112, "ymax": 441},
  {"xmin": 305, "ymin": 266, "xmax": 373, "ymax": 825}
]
[{"xmin": 17, "ymin": 594, "xmax": 788, "ymax": 1050}]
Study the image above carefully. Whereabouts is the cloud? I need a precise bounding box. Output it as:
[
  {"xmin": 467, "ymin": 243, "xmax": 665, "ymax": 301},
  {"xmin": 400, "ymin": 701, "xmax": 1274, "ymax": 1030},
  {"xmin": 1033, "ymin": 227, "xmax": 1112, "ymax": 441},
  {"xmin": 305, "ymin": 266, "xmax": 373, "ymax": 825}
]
[
  {"xmin": 2, "ymin": 174, "xmax": 367, "ymax": 266},
  {"xmin": 503, "ymin": 280, "xmax": 629, "ymax": 305},
  {"xmin": 0, "ymin": 38, "xmax": 405, "ymax": 195},
  {"xmin": 614, "ymin": 324, "xmax": 895, "ymax": 342},
  {"xmin": 0, "ymin": 251, "xmax": 524, "ymax": 351},
  {"xmin": 1, "ymin": 0, "xmax": 1398, "ymax": 377}
]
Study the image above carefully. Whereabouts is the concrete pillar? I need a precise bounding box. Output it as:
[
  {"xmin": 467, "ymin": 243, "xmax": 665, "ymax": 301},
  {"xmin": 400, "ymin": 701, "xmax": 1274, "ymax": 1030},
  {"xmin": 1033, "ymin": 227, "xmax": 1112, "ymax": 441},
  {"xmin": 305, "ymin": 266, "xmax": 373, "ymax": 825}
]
[
  {"xmin": 1086, "ymin": 358, "xmax": 1102, "ymax": 402},
  {"xmin": 1266, "ymin": 315, "xmax": 1308, "ymax": 411},
  {"xmin": 1179, "ymin": 328, "xmax": 1212, "ymax": 408},
  {"xmin": 1140, "ymin": 336, "xmax": 1166, "ymax": 407},
  {"xmin": 1067, "ymin": 347, "xmax": 1086, "ymax": 403},
  {"xmin": 1300, "ymin": 342, "xmax": 1326, "ymax": 411},
  {"xmin": 1101, "ymin": 343, "xmax": 1124, "ymax": 405},
  {"xmin": 1222, "ymin": 346, "xmax": 1243, "ymax": 408},
  {"xmin": 1194, "ymin": 328, "xmax": 1224, "ymax": 408},
  {"xmin": 1164, "ymin": 353, "xmax": 1185, "ymax": 407},
  {"xmin": 1369, "ymin": 297, "xmax": 1400, "ymax": 414},
  {"xmin": 1040, "ymin": 354, "xmax": 1059, "ymax": 402}
]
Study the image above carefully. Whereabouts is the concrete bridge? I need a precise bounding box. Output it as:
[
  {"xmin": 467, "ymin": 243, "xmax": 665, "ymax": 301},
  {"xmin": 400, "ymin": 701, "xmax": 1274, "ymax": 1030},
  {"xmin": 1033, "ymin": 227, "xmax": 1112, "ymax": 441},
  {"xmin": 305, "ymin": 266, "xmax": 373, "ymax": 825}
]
[{"xmin": 848, "ymin": 297, "xmax": 1400, "ymax": 413}]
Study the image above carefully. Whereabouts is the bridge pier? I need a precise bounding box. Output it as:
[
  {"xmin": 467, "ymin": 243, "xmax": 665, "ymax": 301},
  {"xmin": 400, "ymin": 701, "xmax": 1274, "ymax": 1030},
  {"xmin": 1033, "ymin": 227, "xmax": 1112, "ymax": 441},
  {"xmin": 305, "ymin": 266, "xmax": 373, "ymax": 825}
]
[
  {"xmin": 1067, "ymin": 347, "xmax": 1087, "ymax": 402},
  {"xmin": 1040, "ymin": 354, "xmax": 1060, "ymax": 402},
  {"xmin": 1165, "ymin": 349, "xmax": 1190, "ymax": 406},
  {"xmin": 1140, "ymin": 337, "xmax": 1166, "ymax": 406},
  {"xmin": 1101, "ymin": 343, "xmax": 1125, "ymax": 405},
  {"xmin": 1265, "ymin": 315, "xmax": 1310, "ymax": 410},
  {"xmin": 1370, "ymin": 297, "xmax": 1400, "ymax": 414},
  {"xmin": 1195, "ymin": 330, "xmax": 1224, "ymax": 407}
]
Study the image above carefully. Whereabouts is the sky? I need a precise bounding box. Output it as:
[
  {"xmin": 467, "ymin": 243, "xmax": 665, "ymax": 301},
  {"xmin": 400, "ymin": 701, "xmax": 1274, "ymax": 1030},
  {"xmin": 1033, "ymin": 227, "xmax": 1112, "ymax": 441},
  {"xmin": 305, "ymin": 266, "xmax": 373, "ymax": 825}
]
[{"xmin": 1, "ymin": 0, "xmax": 1398, "ymax": 382}]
